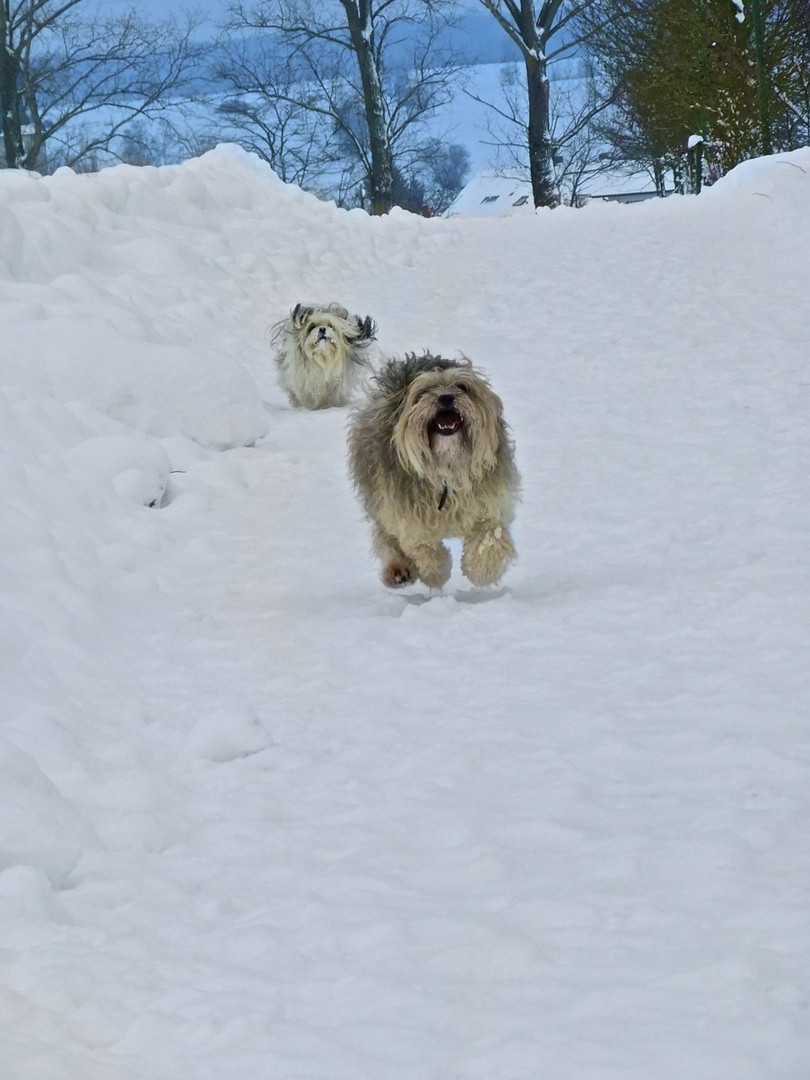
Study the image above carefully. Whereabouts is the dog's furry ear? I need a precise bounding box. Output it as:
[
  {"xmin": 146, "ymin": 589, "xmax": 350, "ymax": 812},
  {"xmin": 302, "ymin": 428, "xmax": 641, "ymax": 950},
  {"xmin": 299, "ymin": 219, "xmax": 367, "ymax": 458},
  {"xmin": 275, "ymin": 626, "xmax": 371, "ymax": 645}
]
[
  {"xmin": 353, "ymin": 315, "xmax": 377, "ymax": 343},
  {"xmin": 291, "ymin": 303, "xmax": 313, "ymax": 328}
]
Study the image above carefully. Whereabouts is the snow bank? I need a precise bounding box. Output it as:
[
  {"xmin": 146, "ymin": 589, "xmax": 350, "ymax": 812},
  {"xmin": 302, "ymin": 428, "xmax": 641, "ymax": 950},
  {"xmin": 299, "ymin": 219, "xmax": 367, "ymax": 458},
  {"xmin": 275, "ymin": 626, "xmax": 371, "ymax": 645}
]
[
  {"xmin": 0, "ymin": 146, "xmax": 316, "ymax": 449},
  {"xmin": 1, "ymin": 145, "xmax": 809, "ymax": 1080},
  {"xmin": 708, "ymin": 146, "xmax": 810, "ymax": 199}
]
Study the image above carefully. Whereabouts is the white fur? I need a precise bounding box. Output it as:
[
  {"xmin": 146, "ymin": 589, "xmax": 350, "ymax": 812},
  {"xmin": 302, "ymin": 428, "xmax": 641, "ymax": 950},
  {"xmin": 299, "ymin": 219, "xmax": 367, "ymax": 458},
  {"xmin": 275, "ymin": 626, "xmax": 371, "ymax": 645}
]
[{"xmin": 270, "ymin": 302, "xmax": 376, "ymax": 410}]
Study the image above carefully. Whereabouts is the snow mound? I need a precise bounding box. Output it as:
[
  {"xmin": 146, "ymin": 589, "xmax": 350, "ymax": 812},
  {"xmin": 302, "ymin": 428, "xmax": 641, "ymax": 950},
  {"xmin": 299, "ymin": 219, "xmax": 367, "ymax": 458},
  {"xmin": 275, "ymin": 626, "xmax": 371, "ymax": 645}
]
[
  {"xmin": 0, "ymin": 739, "xmax": 92, "ymax": 887},
  {"xmin": 708, "ymin": 147, "xmax": 810, "ymax": 200},
  {"xmin": 0, "ymin": 145, "xmax": 350, "ymax": 449},
  {"xmin": 1, "ymin": 142, "xmax": 809, "ymax": 1080}
]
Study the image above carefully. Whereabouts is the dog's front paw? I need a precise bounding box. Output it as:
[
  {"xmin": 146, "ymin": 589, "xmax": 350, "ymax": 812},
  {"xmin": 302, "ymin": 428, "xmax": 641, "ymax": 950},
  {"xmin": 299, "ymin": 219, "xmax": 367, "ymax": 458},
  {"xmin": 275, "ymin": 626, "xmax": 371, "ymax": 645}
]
[
  {"xmin": 382, "ymin": 559, "xmax": 417, "ymax": 588},
  {"xmin": 461, "ymin": 525, "xmax": 515, "ymax": 586},
  {"xmin": 413, "ymin": 543, "xmax": 452, "ymax": 589}
]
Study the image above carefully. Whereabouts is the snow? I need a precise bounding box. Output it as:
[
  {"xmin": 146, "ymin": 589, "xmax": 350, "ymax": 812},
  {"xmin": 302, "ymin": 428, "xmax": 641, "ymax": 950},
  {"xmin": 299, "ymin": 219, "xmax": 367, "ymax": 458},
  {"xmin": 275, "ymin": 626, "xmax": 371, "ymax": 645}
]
[{"xmin": 1, "ymin": 142, "xmax": 809, "ymax": 1079}]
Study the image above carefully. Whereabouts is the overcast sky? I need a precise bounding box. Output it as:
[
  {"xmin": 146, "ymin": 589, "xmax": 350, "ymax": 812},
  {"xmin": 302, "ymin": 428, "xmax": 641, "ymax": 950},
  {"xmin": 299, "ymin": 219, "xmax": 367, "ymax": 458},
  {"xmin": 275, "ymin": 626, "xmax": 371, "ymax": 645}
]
[
  {"xmin": 95, "ymin": 0, "xmax": 482, "ymax": 16},
  {"xmin": 96, "ymin": 0, "xmax": 218, "ymax": 17}
]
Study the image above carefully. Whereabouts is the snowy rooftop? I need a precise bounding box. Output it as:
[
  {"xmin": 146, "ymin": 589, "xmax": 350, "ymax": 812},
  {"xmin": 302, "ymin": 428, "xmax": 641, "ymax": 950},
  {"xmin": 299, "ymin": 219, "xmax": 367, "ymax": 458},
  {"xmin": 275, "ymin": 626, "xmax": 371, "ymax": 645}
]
[
  {"xmin": 445, "ymin": 170, "xmax": 536, "ymax": 216},
  {"xmin": 446, "ymin": 165, "xmax": 664, "ymax": 215}
]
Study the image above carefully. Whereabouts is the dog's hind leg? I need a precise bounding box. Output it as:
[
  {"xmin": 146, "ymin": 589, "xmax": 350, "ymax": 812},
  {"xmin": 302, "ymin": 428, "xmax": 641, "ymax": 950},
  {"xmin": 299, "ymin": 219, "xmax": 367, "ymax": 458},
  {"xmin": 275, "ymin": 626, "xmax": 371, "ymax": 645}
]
[
  {"xmin": 373, "ymin": 525, "xmax": 419, "ymax": 588},
  {"xmin": 382, "ymin": 557, "xmax": 418, "ymax": 588},
  {"xmin": 461, "ymin": 522, "xmax": 516, "ymax": 586}
]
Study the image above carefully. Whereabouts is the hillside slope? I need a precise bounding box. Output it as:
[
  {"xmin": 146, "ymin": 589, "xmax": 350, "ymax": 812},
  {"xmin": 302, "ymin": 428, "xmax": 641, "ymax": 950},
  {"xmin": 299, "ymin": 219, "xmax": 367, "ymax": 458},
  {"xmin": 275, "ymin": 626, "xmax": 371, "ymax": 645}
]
[{"xmin": 1, "ymin": 145, "xmax": 808, "ymax": 1079}]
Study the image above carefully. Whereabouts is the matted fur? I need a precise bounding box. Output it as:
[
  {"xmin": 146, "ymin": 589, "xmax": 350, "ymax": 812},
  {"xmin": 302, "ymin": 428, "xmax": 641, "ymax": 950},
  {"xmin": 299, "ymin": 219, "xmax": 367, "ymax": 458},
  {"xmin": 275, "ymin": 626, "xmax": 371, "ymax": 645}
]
[
  {"xmin": 348, "ymin": 352, "xmax": 520, "ymax": 589},
  {"xmin": 270, "ymin": 301, "xmax": 377, "ymax": 410}
]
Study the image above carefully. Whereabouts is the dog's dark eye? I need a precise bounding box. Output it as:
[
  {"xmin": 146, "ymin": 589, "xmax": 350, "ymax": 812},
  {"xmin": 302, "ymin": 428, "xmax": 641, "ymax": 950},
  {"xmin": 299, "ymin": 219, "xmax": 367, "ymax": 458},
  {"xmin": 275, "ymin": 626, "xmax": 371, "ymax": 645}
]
[{"xmin": 456, "ymin": 382, "xmax": 468, "ymax": 393}]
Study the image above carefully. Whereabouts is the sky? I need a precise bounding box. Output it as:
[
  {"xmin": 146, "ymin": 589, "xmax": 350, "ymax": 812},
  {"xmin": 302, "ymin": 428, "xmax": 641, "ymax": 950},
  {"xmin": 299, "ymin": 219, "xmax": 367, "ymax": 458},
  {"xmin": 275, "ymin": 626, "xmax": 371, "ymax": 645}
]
[
  {"xmin": 93, "ymin": 0, "xmax": 492, "ymax": 23},
  {"xmin": 98, "ymin": 0, "xmax": 216, "ymax": 12},
  {"xmin": 92, "ymin": 0, "xmax": 518, "ymax": 63},
  {"xmin": 0, "ymin": 145, "xmax": 809, "ymax": 1079}
]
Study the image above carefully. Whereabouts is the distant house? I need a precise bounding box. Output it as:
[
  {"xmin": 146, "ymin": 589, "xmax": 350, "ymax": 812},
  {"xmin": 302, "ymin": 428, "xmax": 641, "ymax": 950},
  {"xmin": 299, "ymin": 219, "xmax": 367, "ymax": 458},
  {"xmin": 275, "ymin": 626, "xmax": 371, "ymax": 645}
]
[
  {"xmin": 444, "ymin": 172, "xmax": 536, "ymax": 217},
  {"xmin": 445, "ymin": 167, "xmax": 672, "ymax": 216},
  {"xmin": 577, "ymin": 169, "xmax": 672, "ymax": 204}
]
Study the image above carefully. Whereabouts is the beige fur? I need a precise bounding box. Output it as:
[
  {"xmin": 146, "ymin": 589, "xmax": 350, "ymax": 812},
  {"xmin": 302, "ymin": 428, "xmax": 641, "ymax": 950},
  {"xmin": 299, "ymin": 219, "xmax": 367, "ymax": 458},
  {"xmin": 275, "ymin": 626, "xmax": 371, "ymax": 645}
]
[
  {"xmin": 348, "ymin": 352, "xmax": 520, "ymax": 589},
  {"xmin": 270, "ymin": 302, "xmax": 376, "ymax": 410}
]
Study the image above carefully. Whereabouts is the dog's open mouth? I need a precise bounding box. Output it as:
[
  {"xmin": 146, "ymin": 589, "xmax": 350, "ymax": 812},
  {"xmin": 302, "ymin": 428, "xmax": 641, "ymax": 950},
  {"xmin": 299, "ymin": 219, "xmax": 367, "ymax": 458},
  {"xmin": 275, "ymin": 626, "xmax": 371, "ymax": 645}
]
[{"xmin": 431, "ymin": 408, "xmax": 463, "ymax": 436}]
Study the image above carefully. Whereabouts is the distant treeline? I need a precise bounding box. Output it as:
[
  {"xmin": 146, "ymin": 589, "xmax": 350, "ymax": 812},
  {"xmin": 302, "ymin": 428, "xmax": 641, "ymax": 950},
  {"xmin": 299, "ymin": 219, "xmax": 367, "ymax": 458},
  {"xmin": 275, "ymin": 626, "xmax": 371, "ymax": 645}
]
[{"xmin": 1, "ymin": 0, "xmax": 807, "ymax": 212}]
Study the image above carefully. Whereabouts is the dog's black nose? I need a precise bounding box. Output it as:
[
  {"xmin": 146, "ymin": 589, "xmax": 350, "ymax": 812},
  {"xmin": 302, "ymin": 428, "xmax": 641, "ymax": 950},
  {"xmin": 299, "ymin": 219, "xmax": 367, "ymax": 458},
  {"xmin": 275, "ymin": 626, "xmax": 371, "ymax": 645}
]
[{"xmin": 438, "ymin": 393, "xmax": 455, "ymax": 408}]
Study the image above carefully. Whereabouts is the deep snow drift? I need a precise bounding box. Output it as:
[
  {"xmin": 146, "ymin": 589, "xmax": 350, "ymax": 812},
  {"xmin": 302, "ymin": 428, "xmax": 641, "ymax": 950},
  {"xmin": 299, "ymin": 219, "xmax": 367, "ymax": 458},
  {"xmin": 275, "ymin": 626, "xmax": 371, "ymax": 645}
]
[{"xmin": 1, "ymin": 145, "xmax": 809, "ymax": 1079}]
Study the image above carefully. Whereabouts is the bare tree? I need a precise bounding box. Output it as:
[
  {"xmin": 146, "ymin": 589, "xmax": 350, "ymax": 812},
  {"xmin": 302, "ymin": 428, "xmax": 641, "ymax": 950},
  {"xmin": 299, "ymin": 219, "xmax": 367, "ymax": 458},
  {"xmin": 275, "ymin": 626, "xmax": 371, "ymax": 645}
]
[
  {"xmin": 469, "ymin": 57, "xmax": 616, "ymax": 203},
  {"xmin": 550, "ymin": 68, "xmax": 622, "ymax": 201},
  {"xmin": 207, "ymin": 34, "xmax": 343, "ymax": 190},
  {"xmin": 392, "ymin": 137, "xmax": 470, "ymax": 213},
  {"xmin": 473, "ymin": 0, "xmax": 603, "ymax": 207},
  {"xmin": 0, "ymin": 0, "xmax": 204, "ymax": 171},
  {"xmin": 223, "ymin": 0, "xmax": 465, "ymax": 214}
]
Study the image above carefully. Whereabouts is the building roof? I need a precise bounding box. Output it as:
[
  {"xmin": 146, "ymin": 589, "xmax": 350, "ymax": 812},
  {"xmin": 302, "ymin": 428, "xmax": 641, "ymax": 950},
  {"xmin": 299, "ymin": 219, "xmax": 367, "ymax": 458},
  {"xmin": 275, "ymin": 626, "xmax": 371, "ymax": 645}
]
[
  {"xmin": 445, "ymin": 172, "xmax": 535, "ymax": 217},
  {"xmin": 446, "ymin": 166, "xmax": 668, "ymax": 216}
]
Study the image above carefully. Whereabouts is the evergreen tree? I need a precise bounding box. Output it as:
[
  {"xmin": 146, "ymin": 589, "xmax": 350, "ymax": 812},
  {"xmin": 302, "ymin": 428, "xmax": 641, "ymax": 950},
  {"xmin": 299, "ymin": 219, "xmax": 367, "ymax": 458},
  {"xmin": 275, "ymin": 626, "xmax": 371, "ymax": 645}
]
[{"xmin": 585, "ymin": 0, "xmax": 808, "ymax": 189}]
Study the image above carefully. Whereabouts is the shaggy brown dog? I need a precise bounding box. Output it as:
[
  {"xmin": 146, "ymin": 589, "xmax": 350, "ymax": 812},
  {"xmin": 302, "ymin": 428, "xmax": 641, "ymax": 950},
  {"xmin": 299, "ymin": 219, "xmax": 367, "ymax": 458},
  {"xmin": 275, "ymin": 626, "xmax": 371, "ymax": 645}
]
[
  {"xmin": 270, "ymin": 302, "xmax": 377, "ymax": 409},
  {"xmin": 348, "ymin": 352, "xmax": 520, "ymax": 588}
]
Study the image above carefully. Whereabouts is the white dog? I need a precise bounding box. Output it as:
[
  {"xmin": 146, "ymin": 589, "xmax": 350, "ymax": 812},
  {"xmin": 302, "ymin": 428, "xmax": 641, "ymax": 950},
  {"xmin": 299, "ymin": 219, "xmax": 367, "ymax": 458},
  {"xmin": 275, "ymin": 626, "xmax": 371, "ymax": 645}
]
[{"xmin": 270, "ymin": 301, "xmax": 377, "ymax": 410}]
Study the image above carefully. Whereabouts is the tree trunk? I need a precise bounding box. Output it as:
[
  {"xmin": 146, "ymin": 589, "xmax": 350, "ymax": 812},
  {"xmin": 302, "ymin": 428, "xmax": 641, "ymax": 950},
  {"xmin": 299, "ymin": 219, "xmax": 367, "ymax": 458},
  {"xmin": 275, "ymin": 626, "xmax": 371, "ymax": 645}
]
[
  {"xmin": 0, "ymin": 0, "xmax": 23, "ymax": 168},
  {"xmin": 343, "ymin": 0, "xmax": 394, "ymax": 214},
  {"xmin": 750, "ymin": 0, "xmax": 772, "ymax": 155},
  {"xmin": 653, "ymin": 158, "xmax": 664, "ymax": 196},
  {"xmin": 525, "ymin": 51, "xmax": 556, "ymax": 207}
]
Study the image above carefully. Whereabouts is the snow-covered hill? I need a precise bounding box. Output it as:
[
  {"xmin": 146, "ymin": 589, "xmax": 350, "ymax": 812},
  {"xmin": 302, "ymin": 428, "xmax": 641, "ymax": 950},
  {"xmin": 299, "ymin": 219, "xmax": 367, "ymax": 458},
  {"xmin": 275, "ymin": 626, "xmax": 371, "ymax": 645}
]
[{"xmin": 1, "ymin": 145, "xmax": 808, "ymax": 1079}]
